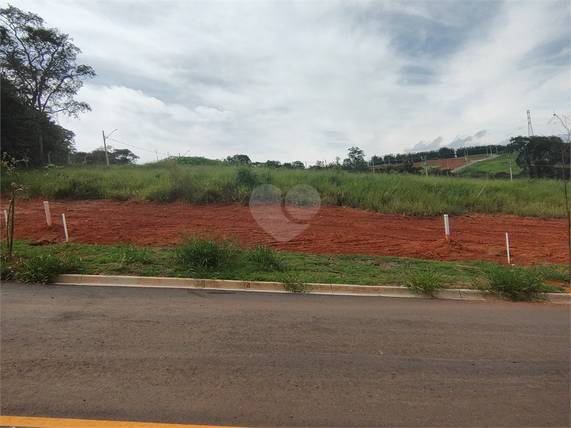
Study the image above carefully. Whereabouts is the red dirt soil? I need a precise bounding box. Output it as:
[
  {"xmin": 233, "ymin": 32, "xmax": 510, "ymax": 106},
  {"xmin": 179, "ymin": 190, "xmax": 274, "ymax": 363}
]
[
  {"xmin": 413, "ymin": 156, "xmax": 485, "ymax": 170},
  {"xmin": 1, "ymin": 198, "xmax": 567, "ymax": 267},
  {"xmin": 371, "ymin": 156, "xmax": 483, "ymax": 171}
]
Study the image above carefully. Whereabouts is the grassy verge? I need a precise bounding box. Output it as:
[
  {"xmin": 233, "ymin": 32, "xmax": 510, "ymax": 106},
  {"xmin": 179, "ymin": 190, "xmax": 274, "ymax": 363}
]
[
  {"xmin": 2, "ymin": 239, "xmax": 567, "ymax": 301},
  {"xmin": 2, "ymin": 162, "xmax": 567, "ymax": 218},
  {"xmin": 457, "ymin": 153, "xmax": 522, "ymax": 179}
]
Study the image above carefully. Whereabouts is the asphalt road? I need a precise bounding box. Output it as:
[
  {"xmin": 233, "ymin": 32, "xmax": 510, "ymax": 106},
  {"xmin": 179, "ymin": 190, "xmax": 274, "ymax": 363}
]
[{"xmin": 1, "ymin": 282, "xmax": 569, "ymax": 427}]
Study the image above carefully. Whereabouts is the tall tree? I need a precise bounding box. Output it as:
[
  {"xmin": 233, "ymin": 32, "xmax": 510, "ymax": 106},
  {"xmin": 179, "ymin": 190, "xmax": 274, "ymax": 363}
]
[
  {"xmin": 343, "ymin": 146, "xmax": 368, "ymax": 172},
  {"xmin": 1, "ymin": 75, "xmax": 74, "ymax": 166},
  {"xmin": 0, "ymin": 5, "xmax": 95, "ymax": 164},
  {"xmin": 514, "ymin": 135, "xmax": 570, "ymax": 179}
]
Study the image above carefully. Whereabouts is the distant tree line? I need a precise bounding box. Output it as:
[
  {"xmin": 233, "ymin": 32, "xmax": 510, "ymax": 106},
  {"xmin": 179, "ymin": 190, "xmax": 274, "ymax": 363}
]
[
  {"xmin": 69, "ymin": 147, "xmax": 139, "ymax": 165},
  {"xmin": 223, "ymin": 154, "xmax": 306, "ymax": 169}
]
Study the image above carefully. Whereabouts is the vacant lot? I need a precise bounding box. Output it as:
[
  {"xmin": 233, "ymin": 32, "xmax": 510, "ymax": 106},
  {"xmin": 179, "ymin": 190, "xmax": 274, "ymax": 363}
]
[{"xmin": 4, "ymin": 198, "xmax": 567, "ymax": 266}]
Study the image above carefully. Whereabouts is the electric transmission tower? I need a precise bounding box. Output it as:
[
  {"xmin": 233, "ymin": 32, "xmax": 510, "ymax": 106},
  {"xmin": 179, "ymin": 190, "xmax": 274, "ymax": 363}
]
[{"xmin": 527, "ymin": 110, "xmax": 534, "ymax": 137}]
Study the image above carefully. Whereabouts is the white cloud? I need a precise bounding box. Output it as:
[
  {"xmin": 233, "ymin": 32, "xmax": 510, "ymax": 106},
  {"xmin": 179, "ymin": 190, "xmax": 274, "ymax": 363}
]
[{"xmin": 13, "ymin": 0, "xmax": 571, "ymax": 164}]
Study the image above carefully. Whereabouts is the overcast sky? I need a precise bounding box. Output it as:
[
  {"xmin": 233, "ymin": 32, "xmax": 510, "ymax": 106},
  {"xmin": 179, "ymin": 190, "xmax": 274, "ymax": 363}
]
[{"xmin": 14, "ymin": 0, "xmax": 571, "ymax": 164}]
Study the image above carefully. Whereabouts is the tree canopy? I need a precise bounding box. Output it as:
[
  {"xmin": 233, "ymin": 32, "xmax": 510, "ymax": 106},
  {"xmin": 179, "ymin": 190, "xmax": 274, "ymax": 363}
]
[
  {"xmin": 0, "ymin": 5, "xmax": 95, "ymax": 165},
  {"xmin": 343, "ymin": 146, "xmax": 368, "ymax": 172},
  {"xmin": 0, "ymin": 5, "xmax": 95, "ymax": 117},
  {"xmin": 1, "ymin": 76, "xmax": 75, "ymax": 166},
  {"xmin": 514, "ymin": 135, "xmax": 570, "ymax": 179}
]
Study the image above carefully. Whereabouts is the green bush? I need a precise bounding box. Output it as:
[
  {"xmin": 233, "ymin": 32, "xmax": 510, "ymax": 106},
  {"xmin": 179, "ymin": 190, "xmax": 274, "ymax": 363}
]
[
  {"xmin": 407, "ymin": 270, "xmax": 444, "ymax": 297},
  {"xmin": 12, "ymin": 253, "xmax": 82, "ymax": 284},
  {"xmin": 484, "ymin": 265, "xmax": 559, "ymax": 301},
  {"xmin": 235, "ymin": 166, "xmax": 258, "ymax": 188},
  {"xmin": 176, "ymin": 236, "xmax": 239, "ymax": 270},
  {"xmin": 247, "ymin": 245, "xmax": 285, "ymax": 271}
]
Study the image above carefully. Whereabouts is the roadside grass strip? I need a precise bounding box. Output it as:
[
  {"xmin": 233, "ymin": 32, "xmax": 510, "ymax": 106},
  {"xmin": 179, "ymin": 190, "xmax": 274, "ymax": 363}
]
[{"xmin": 2, "ymin": 239, "xmax": 568, "ymax": 303}]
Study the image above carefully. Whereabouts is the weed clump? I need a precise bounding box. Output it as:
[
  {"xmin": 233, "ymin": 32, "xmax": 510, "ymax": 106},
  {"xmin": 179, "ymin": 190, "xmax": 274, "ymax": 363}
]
[
  {"xmin": 281, "ymin": 272, "xmax": 306, "ymax": 293},
  {"xmin": 176, "ymin": 236, "xmax": 239, "ymax": 271},
  {"xmin": 483, "ymin": 265, "xmax": 560, "ymax": 301},
  {"xmin": 1, "ymin": 251, "xmax": 83, "ymax": 284},
  {"xmin": 247, "ymin": 245, "xmax": 285, "ymax": 272},
  {"xmin": 407, "ymin": 270, "xmax": 444, "ymax": 297}
]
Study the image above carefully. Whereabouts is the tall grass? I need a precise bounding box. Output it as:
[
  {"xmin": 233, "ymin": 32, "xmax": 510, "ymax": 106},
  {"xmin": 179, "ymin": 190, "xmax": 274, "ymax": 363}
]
[
  {"xmin": 482, "ymin": 265, "xmax": 561, "ymax": 301},
  {"xmin": 3, "ymin": 162, "xmax": 567, "ymax": 218}
]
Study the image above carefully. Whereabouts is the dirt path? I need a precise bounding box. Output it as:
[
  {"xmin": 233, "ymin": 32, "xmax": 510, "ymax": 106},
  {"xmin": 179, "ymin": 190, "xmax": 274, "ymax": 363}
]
[{"xmin": 2, "ymin": 199, "xmax": 567, "ymax": 266}]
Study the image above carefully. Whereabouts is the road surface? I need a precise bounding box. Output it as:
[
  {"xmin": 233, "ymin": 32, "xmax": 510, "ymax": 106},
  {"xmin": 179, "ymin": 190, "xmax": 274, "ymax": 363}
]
[{"xmin": 1, "ymin": 282, "xmax": 569, "ymax": 427}]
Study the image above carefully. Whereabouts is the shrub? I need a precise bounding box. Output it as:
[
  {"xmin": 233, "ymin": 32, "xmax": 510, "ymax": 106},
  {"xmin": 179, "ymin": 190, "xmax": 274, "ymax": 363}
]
[
  {"xmin": 15, "ymin": 253, "xmax": 83, "ymax": 284},
  {"xmin": 407, "ymin": 270, "xmax": 444, "ymax": 297},
  {"xmin": 52, "ymin": 178, "xmax": 103, "ymax": 199},
  {"xmin": 176, "ymin": 236, "xmax": 238, "ymax": 270},
  {"xmin": 484, "ymin": 265, "xmax": 559, "ymax": 301},
  {"xmin": 235, "ymin": 166, "xmax": 258, "ymax": 188},
  {"xmin": 248, "ymin": 245, "xmax": 285, "ymax": 271}
]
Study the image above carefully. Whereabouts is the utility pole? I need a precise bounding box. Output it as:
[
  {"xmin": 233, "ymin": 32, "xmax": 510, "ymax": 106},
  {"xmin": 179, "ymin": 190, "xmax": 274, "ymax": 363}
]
[
  {"xmin": 527, "ymin": 110, "xmax": 534, "ymax": 137},
  {"xmin": 102, "ymin": 129, "xmax": 117, "ymax": 166},
  {"xmin": 552, "ymin": 113, "xmax": 571, "ymax": 286}
]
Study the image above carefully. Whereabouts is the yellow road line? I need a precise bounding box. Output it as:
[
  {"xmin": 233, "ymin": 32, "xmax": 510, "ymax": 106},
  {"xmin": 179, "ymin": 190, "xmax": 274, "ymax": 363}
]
[{"xmin": 0, "ymin": 416, "xmax": 245, "ymax": 428}]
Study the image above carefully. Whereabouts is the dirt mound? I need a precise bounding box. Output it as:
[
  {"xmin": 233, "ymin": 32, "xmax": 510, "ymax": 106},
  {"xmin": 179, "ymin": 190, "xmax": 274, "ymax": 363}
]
[{"xmin": 1, "ymin": 199, "xmax": 567, "ymax": 266}]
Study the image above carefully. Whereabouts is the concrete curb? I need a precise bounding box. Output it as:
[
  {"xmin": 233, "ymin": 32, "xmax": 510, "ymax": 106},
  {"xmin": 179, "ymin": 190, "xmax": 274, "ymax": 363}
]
[{"xmin": 54, "ymin": 274, "xmax": 570, "ymax": 304}]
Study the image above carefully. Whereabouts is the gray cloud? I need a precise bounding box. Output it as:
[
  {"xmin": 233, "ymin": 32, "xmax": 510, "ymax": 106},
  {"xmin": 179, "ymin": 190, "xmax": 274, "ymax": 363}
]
[
  {"xmin": 409, "ymin": 136, "xmax": 444, "ymax": 152},
  {"xmin": 447, "ymin": 135, "xmax": 474, "ymax": 149},
  {"xmin": 474, "ymin": 129, "xmax": 487, "ymax": 139},
  {"xmin": 398, "ymin": 65, "xmax": 437, "ymax": 85},
  {"xmin": 14, "ymin": 0, "xmax": 571, "ymax": 164}
]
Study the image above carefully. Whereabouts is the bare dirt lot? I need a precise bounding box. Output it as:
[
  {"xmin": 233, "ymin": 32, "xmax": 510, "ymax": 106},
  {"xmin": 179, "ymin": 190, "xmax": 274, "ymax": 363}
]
[{"xmin": 2, "ymin": 198, "xmax": 567, "ymax": 266}]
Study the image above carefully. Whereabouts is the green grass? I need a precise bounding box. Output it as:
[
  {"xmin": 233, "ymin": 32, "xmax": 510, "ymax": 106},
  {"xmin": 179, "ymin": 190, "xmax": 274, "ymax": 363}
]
[
  {"xmin": 1, "ymin": 247, "xmax": 83, "ymax": 284},
  {"xmin": 2, "ymin": 162, "xmax": 568, "ymax": 218},
  {"xmin": 481, "ymin": 264, "xmax": 562, "ymax": 301},
  {"xmin": 407, "ymin": 270, "xmax": 444, "ymax": 297},
  {"xmin": 2, "ymin": 239, "xmax": 567, "ymax": 301},
  {"xmin": 457, "ymin": 153, "xmax": 522, "ymax": 179}
]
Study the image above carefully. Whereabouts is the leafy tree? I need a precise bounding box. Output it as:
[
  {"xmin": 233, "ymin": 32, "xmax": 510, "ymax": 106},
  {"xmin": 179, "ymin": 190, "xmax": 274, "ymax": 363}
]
[
  {"xmin": 113, "ymin": 149, "xmax": 139, "ymax": 164},
  {"xmin": 225, "ymin": 154, "xmax": 251, "ymax": 165},
  {"xmin": 370, "ymin": 155, "xmax": 383, "ymax": 166},
  {"xmin": 506, "ymin": 136, "xmax": 527, "ymax": 153},
  {"xmin": 264, "ymin": 160, "xmax": 281, "ymax": 168},
  {"xmin": 515, "ymin": 136, "xmax": 570, "ymax": 179},
  {"xmin": 291, "ymin": 160, "xmax": 305, "ymax": 169},
  {"xmin": 1, "ymin": 76, "xmax": 74, "ymax": 166},
  {"xmin": 1, "ymin": 75, "xmax": 37, "ymax": 163},
  {"xmin": 0, "ymin": 5, "xmax": 95, "ymax": 164},
  {"xmin": 343, "ymin": 146, "xmax": 368, "ymax": 172}
]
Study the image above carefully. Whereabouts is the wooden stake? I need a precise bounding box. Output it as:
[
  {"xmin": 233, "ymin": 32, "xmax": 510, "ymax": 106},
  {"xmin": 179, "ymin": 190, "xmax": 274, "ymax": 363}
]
[
  {"xmin": 43, "ymin": 201, "xmax": 52, "ymax": 226},
  {"xmin": 444, "ymin": 214, "xmax": 450, "ymax": 242},
  {"xmin": 62, "ymin": 213, "xmax": 69, "ymax": 242},
  {"xmin": 506, "ymin": 233, "xmax": 511, "ymax": 264}
]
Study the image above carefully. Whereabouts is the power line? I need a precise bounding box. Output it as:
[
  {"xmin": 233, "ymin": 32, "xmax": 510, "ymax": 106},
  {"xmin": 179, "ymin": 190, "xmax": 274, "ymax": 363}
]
[{"xmin": 105, "ymin": 137, "xmax": 169, "ymax": 156}]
